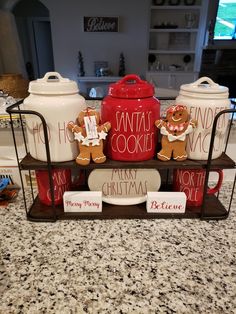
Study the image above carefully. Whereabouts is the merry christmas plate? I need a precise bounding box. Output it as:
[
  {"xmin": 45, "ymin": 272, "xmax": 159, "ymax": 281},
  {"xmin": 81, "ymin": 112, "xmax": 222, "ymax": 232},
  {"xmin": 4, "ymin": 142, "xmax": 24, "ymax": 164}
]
[{"xmin": 88, "ymin": 168, "xmax": 161, "ymax": 205}]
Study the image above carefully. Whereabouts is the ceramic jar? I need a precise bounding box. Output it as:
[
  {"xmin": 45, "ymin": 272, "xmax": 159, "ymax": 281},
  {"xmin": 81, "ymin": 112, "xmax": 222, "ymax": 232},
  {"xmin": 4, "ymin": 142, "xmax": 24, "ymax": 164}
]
[
  {"xmin": 101, "ymin": 74, "xmax": 160, "ymax": 161},
  {"xmin": 176, "ymin": 77, "xmax": 230, "ymax": 160},
  {"xmin": 23, "ymin": 72, "xmax": 86, "ymax": 162}
]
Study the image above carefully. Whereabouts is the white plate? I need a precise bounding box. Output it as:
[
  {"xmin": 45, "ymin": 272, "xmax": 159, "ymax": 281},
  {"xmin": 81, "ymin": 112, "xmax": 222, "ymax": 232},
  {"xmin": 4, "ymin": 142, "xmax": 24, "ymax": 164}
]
[
  {"xmin": 102, "ymin": 195, "xmax": 147, "ymax": 206},
  {"xmin": 88, "ymin": 168, "xmax": 161, "ymax": 205}
]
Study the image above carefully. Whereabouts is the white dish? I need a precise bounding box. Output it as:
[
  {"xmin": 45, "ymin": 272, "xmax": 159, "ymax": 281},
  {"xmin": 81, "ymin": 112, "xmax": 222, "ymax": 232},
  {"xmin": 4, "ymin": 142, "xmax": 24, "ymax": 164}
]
[
  {"xmin": 102, "ymin": 195, "xmax": 147, "ymax": 206},
  {"xmin": 88, "ymin": 168, "xmax": 161, "ymax": 205}
]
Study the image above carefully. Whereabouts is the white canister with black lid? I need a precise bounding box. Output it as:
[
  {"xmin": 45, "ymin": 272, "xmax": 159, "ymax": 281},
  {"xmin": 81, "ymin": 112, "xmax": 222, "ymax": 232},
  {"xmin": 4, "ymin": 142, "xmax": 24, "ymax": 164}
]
[
  {"xmin": 23, "ymin": 72, "xmax": 86, "ymax": 162},
  {"xmin": 175, "ymin": 77, "xmax": 230, "ymax": 160}
]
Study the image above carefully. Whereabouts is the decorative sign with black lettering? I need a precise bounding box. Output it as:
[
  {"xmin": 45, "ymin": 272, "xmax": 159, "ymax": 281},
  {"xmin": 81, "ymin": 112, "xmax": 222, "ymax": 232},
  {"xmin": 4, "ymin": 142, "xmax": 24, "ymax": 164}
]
[{"xmin": 84, "ymin": 16, "xmax": 119, "ymax": 32}]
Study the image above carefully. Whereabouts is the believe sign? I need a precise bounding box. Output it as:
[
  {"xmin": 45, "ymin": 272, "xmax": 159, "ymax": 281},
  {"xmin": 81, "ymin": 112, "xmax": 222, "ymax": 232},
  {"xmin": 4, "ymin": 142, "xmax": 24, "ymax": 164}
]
[{"xmin": 146, "ymin": 192, "xmax": 186, "ymax": 214}]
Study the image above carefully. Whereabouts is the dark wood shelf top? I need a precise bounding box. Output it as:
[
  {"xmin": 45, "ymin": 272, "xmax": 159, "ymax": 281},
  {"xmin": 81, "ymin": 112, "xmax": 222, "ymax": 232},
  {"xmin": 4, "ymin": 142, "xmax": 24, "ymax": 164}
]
[
  {"xmin": 27, "ymin": 195, "xmax": 228, "ymax": 222},
  {"xmin": 20, "ymin": 152, "xmax": 235, "ymax": 170}
]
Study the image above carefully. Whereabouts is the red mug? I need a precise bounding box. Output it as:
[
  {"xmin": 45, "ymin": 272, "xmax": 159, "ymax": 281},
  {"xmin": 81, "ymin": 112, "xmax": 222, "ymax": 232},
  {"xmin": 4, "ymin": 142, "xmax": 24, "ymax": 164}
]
[
  {"xmin": 36, "ymin": 168, "xmax": 71, "ymax": 206},
  {"xmin": 173, "ymin": 168, "xmax": 223, "ymax": 207}
]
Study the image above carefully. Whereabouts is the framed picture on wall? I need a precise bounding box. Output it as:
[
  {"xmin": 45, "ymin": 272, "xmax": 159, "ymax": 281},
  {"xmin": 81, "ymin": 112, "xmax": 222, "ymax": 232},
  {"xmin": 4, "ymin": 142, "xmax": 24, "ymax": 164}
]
[{"xmin": 83, "ymin": 16, "xmax": 119, "ymax": 32}]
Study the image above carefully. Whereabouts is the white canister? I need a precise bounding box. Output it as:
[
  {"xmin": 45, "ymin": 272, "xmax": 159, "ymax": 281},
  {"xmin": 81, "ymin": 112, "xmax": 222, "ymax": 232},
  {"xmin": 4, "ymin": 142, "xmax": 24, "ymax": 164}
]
[
  {"xmin": 176, "ymin": 77, "xmax": 230, "ymax": 160},
  {"xmin": 23, "ymin": 72, "xmax": 86, "ymax": 162}
]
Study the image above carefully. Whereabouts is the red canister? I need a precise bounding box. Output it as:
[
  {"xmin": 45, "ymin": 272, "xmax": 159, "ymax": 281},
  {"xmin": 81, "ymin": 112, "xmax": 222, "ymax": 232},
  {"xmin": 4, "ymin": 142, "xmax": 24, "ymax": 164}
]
[{"xmin": 101, "ymin": 74, "xmax": 160, "ymax": 161}]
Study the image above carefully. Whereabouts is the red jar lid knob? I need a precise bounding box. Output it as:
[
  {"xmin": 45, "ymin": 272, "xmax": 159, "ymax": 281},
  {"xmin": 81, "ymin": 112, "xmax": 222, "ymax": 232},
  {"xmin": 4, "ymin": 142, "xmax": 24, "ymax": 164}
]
[
  {"xmin": 108, "ymin": 74, "xmax": 155, "ymax": 99},
  {"xmin": 118, "ymin": 74, "xmax": 144, "ymax": 85}
]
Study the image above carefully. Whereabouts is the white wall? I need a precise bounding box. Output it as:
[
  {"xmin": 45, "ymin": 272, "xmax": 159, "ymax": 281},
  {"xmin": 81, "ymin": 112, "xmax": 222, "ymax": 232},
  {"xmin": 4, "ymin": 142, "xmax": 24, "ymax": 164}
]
[
  {"xmin": 0, "ymin": 9, "xmax": 26, "ymax": 76},
  {"xmin": 40, "ymin": 0, "xmax": 149, "ymax": 81}
]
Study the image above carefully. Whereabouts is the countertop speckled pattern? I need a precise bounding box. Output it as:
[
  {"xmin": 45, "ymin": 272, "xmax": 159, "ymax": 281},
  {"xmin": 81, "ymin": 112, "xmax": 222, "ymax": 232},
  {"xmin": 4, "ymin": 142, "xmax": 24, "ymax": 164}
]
[{"xmin": 0, "ymin": 184, "xmax": 236, "ymax": 314}]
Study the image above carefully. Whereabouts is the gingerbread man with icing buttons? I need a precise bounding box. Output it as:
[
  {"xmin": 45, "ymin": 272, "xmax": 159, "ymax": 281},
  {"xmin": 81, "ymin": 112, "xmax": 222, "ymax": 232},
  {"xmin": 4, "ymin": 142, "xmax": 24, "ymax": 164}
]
[
  {"xmin": 67, "ymin": 107, "xmax": 111, "ymax": 165},
  {"xmin": 155, "ymin": 104, "xmax": 197, "ymax": 161}
]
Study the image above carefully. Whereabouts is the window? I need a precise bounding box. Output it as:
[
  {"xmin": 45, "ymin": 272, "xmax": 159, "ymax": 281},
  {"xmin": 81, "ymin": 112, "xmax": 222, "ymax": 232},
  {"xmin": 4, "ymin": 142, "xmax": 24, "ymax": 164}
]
[{"xmin": 214, "ymin": 0, "xmax": 236, "ymax": 40}]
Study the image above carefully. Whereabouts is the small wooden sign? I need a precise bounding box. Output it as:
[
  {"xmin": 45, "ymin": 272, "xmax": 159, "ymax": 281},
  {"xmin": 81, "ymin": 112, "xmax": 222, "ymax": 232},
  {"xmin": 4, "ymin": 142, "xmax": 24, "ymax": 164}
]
[
  {"xmin": 63, "ymin": 191, "xmax": 102, "ymax": 212},
  {"xmin": 84, "ymin": 16, "xmax": 119, "ymax": 32},
  {"xmin": 147, "ymin": 192, "xmax": 186, "ymax": 213}
]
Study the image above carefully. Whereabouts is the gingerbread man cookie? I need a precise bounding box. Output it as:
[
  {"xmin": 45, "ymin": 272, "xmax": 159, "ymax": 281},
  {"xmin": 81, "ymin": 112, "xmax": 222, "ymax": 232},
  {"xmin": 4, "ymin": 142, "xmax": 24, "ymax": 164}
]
[
  {"xmin": 155, "ymin": 104, "xmax": 197, "ymax": 161},
  {"xmin": 68, "ymin": 107, "xmax": 111, "ymax": 165}
]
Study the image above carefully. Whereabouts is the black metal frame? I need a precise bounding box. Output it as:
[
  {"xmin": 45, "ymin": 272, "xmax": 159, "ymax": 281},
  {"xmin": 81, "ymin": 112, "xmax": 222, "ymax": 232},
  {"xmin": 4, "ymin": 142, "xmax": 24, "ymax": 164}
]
[
  {"xmin": 6, "ymin": 99, "xmax": 236, "ymax": 222},
  {"xmin": 201, "ymin": 103, "xmax": 236, "ymax": 219},
  {"xmin": 7, "ymin": 100, "xmax": 56, "ymax": 221}
]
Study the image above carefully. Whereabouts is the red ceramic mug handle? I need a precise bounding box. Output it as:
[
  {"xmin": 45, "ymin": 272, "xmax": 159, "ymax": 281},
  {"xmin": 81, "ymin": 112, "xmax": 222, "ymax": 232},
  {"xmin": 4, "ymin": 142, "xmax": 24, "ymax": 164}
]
[
  {"xmin": 118, "ymin": 74, "xmax": 144, "ymax": 85},
  {"xmin": 207, "ymin": 169, "xmax": 223, "ymax": 195}
]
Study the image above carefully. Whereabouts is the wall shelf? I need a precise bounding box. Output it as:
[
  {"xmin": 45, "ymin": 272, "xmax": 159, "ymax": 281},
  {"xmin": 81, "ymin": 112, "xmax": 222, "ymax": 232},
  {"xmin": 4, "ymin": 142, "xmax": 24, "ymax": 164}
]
[
  {"xmin": 147, "ymin": 0, "xmax": 209, "ymax": 89},
  {"xmin": 150, "ymin": 28, "xmax": 198, "ymax": 33},
  {"xmin": 77, "ymin": 76, "xmax": 121, "ymax": 83},
  {"xmin": 147, "ymin": 70, "xmax": 198, "ymax": 74},
  {"xmin": 149, "ymin": 50, "xmax": 196, "ymax": 54},
  {"xmin": 151, "ymin": 5, "xmax": 201, "ymax": 10}
]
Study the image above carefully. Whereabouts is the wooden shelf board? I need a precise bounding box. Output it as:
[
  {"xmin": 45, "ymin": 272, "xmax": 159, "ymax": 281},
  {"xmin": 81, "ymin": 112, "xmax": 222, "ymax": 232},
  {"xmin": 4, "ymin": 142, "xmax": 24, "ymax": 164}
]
[
  {"xmin": 20, "ymin": 153, "xmax": 235, "ymax": 171},
  {"xmin": 27, "ymin": 195, "xmax": 228, "ymax": 222}
]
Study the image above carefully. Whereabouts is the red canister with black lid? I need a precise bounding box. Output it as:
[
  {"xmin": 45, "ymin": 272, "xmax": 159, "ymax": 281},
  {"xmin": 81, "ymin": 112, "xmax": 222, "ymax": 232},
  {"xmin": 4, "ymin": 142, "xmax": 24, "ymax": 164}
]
[{"xmin": 101, "ymin": 74, "xmax": 160, "ymax": 161}]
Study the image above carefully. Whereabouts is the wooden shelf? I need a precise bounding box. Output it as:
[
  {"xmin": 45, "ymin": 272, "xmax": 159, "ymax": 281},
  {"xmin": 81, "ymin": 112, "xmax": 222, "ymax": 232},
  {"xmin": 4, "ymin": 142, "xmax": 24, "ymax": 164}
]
[
  {"xmin": 27, "ymin": 194, "xmax": 228, "ymax": 222},
  {"xmin": 19, "ymin": 153, "xmax": 235, "ymax": 171}
]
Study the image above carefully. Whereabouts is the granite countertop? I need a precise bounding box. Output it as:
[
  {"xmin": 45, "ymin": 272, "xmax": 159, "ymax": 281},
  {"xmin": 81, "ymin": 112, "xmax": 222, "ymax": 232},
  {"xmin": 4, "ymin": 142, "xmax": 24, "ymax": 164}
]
[{"xmin": 0, "ymin": 183, "xmax": 235, "ymax": 313}]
